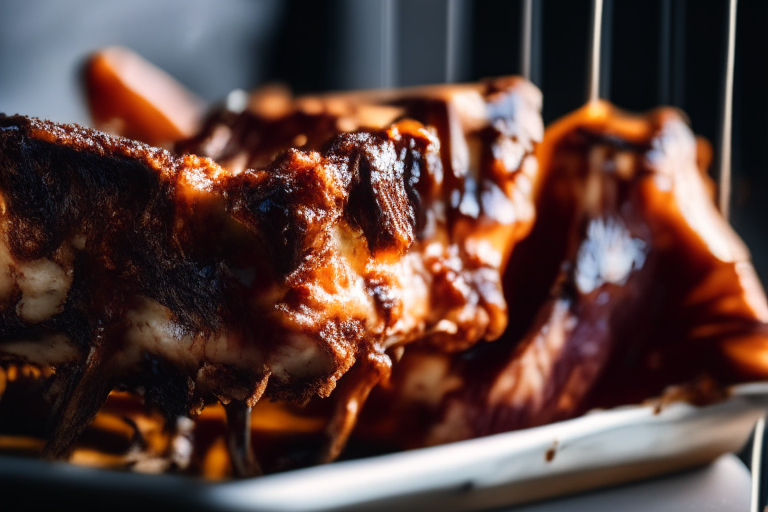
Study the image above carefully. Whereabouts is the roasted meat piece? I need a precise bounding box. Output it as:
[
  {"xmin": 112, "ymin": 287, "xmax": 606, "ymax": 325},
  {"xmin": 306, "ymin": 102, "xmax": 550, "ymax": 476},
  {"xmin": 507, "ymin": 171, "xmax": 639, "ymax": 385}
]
[
  {"xmin": 360, "ymin": 101, "xmax": 768, "ymax": 448},
  {"xmin": 0, "ymin": 76, "xmax": 543, "ymax": 473},
  {"xmin": 85, "ymin": 47, "xmax": 205, "ymax": 148}
]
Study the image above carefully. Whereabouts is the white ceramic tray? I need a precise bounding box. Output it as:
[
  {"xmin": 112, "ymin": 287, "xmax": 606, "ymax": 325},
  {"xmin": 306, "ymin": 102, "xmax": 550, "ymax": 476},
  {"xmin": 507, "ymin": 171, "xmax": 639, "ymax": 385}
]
[{"xmin": 1, "ymin": 383, "xmax": 766, "ymax": 511}]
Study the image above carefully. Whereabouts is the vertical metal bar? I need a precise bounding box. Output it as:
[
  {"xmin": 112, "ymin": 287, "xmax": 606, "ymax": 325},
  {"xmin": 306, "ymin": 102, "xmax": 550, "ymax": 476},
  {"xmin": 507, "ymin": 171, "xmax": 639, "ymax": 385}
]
[
  {"xmin": 658, "ymin": 0, "xmax": 672, "ymax": 105},
  {"xmin": 718, "ymin": 0, "xmax": 738, "ymax": 220},
  {"xmin": 587, "ymin": 0, "xmax": 604, "ymax": 103},
  {"xmin": 751, "ymin": 417, "xmax": 765, "ymax": 512},
  {"xmin": 381, "ymin": 0, "xmax": 395, "ymax": 88},
  {"xmin": 521, "ymin": 0, "xmax": 533, "ymax": 81},
  {"xmin": 445, "ymin": 0, "xmax": 459, "ymax": 83}
]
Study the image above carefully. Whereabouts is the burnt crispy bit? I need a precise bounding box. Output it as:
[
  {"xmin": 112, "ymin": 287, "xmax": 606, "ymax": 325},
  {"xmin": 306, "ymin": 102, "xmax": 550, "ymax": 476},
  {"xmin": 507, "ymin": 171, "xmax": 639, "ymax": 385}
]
[
  {"xmin": 228, "ymin": 128, "xmax": 417, "ymax": 274},
  {"xmin": 333, "ymin": 131, "xmax": 416, "ymax": 256}
]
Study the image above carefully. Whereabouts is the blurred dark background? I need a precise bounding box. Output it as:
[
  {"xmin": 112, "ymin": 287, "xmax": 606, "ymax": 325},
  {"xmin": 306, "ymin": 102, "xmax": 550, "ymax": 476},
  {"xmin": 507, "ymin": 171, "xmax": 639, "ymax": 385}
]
[{"xmin": 0, "ymin": 0, "xmax": 766, "ymax": 278}]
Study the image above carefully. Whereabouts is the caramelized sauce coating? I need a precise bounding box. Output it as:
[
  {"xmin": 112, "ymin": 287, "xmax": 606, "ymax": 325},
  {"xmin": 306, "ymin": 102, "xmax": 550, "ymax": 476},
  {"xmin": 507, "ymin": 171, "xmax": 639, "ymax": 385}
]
[
  {"xmin": 0, "ymin": 76, "xmax": 543, "ymax": 471},
  {"xmin": 360, "ymin": 102, "xmax": 768, "ymax": 448}
]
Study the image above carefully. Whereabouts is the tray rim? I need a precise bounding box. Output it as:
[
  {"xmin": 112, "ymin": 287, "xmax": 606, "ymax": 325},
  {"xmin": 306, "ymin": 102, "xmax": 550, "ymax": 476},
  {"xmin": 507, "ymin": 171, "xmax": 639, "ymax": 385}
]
[{"xmin": 2, "ymin": 381, "xmax": 767, "ymax": 511}]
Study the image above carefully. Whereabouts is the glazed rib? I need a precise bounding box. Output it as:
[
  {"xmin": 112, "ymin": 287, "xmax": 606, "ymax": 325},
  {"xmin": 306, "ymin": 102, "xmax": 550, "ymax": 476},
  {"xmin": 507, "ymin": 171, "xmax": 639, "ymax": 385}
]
[
  {"xmin": 0, "ymin": 77, "xmax": 543, "ymax": 472},
  {"xmin": 361, "ymin": 102, "xmax": 768, "ymax": 448}
]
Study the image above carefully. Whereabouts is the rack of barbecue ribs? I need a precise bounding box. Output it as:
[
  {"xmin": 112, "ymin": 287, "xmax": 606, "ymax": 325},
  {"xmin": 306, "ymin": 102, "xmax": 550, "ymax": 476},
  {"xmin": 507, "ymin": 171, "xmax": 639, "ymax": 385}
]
[
  {"xmin": 0, "ymin": 76, "xmax": 544, "ymax": 475},
  {"xmin": 356, "ymin": 101, "xmax": 768, "ymax": 449},
  {"xmin": 4, "ymin": 45, "xmax": 768, "ymax": 478}
]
